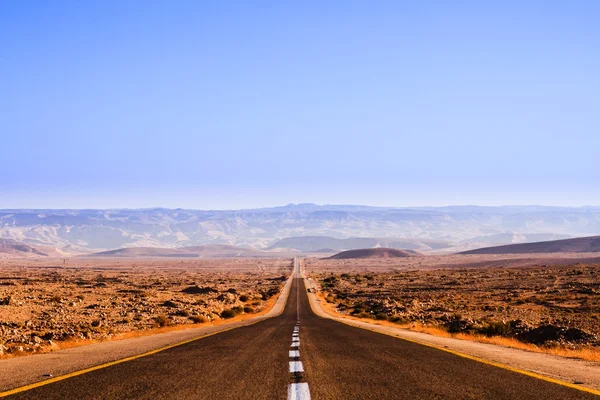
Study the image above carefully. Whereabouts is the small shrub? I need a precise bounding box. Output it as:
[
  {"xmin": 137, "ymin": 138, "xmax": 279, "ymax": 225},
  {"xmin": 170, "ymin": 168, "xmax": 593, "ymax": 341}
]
[
  {"xmin": 375, "ymin": 313, "xmax": 388, "ymax": 321},
  {"xmin": 480, "ymin": 321, "xmax": 513, "ymax": 337},
  {"xmin": 155, "ymin": 315, "xmax": 169, "ymax": 327},
  {"xmin": 220, "ymin": 309, "xmax": 236, "ymax": 319},
  {"xmin": 243, "ymin": 306, "xmax": 254, "ymax": 313},
  {"xmin": 232, "ymin": 306, "xmax": 244, "ymax": 314},
  {"xmin": 239, "ymin": 295, "xmax": 249, "ymax": 302},
  {"xmin": 189, "ymin": 315, "xmax": 206, "ymax": 324}
]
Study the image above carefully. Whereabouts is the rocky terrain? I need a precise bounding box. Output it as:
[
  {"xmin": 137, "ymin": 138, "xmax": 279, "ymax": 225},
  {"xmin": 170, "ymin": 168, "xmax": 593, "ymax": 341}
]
[
  {"xmin": 0, "ymin": 258, "xmax": 291, "ymax": 356},
  {"xmin": 306, "ymin": 255, "xmax": 600, "ymax": 348}
]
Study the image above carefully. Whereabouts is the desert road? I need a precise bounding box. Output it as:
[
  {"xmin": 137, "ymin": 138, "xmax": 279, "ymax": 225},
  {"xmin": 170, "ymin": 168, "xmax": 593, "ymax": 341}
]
[{"xmin": 4, "ymin": 260, "xmax": 598, "ymax": 399}]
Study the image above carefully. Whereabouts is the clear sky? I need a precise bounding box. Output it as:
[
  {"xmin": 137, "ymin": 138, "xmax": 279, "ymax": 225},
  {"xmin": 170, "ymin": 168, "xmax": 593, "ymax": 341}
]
[{"xmin": 2, "ymin": 1, "xmax": 599, "ymax": 209}]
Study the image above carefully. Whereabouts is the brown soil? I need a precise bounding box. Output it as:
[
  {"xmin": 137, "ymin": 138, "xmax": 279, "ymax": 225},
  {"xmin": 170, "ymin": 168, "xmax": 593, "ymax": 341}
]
[
  {"xmin": 305, "ymin": 253, "xmax": 600, "ymax": 351},
  {"xmin": 0, "ymin": 257, "xmax": 292, "ymax": 357}
]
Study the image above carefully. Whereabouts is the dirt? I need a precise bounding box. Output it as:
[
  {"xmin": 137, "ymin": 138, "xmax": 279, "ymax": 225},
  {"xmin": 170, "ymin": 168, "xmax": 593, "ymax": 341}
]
[
  {"xmin": 305, "ymin": 254, "xmax": 600, "ymax": 348},
  {"xmin": 0, "ymin": 257, "xmax": 292, "ymax": 356}
]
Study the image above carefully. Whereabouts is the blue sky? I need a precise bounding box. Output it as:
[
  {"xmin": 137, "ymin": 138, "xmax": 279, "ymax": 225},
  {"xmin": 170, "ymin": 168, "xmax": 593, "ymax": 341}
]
[{"xmin": 1, "ymin": 1, "xmax": 599, "ymax": 209}]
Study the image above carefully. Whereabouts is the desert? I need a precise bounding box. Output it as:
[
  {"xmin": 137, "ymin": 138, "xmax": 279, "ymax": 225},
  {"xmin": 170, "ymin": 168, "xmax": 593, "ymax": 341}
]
[
  {"xmin": 0, "ymin": 257, "xmax": 291, "ymax": 356},
  {"xmin": 305, "ymin": 252, "xmax": 600, "ymax": 360}
]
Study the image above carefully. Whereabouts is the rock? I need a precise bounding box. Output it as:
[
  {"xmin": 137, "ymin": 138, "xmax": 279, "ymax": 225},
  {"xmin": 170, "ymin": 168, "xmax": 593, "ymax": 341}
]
[
  {"xmin": 32, "ymin": 335, "xmax": 42, "ymax": 344},
  {"xmin": 216, "ymin": 293, "xmax": 236, "ymax": 302},
  {"xmin": 0, "ymin": 296, "xmax": 11, "ymax": 306},
  {"xmin": 162, "ymin": 300, "xmax": 178, "ymax": 308}
]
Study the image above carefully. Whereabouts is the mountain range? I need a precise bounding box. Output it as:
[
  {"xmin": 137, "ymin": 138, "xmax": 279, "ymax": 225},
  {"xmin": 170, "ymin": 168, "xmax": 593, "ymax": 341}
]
[{"xmin": 0, "ymin": 204, "xmax": 599, "ymax": 255}]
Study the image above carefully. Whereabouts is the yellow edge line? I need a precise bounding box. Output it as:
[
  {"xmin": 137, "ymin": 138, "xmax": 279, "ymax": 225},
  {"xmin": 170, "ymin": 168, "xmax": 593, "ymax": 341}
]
[
  {"xmin": 0, "ymin": 272, "xmax": 295, "ymax": 398},
  {"xmin": 303, "ymin": 278, "xmax": 600, "ymax": 397}
]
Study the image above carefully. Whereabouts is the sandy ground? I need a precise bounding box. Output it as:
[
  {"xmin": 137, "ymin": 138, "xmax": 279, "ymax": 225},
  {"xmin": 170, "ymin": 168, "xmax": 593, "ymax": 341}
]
[
  {"xmin": 0, "ymin": 258, "xmax": 290, "ymax": 355},
  {"xmin": 305, "ymin": 254, "xmax": 600, "ymax": 348},
  {"xmin": 0, "ymin": 268, "xmax": 294, "ymax": 392},
  {"xmin": 303, "ymin": 274, "xmax": 600, "ymax": 392}
]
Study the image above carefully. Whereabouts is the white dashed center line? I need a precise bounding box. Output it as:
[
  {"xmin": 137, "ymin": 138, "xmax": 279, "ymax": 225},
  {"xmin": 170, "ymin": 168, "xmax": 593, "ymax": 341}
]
[
  {"xmin": 287, "ymin": 382, "xmax": 311, "ymax": 400},
  {"xmin": 289, "ymin": 361, "xmax": 304, "ymax": 373},
  {"xmin": 287, "ymin": 258, "xmax": 310, "ymax": 399}
]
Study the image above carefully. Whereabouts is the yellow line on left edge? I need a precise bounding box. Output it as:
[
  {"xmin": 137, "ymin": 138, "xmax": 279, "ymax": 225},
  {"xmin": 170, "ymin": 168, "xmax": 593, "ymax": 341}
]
[
  {"xmin": 0, "ymin": 326, "xmax": 237, "ymax": 398},
  {"xmin": 0, "ymin": 270, "xmax": 295, "ymax": 398}
]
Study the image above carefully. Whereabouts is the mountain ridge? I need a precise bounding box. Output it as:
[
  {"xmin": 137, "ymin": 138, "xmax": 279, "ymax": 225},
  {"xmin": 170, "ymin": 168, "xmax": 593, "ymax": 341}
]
[{"xmin": 1, "ymin": 205, "xmax": 598, "ymax": 253}]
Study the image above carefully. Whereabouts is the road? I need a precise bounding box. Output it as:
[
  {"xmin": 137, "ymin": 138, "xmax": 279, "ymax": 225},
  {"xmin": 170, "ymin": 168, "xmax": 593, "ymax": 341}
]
[{"xmin": 5, "ymin": 259, "xmax": 598, "ymax": 399}]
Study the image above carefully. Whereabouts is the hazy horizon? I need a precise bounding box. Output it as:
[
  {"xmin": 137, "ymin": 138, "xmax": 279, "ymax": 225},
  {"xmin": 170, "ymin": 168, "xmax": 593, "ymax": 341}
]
[{"xmin": 2, "ymin": 202, "xmax": 600, "ymax": 212}]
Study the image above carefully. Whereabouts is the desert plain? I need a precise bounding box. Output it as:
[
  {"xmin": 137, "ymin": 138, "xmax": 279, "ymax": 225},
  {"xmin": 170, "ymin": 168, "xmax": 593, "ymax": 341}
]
[
  {"xmin": 305, "ymin": 252, "xmax": 600, "ymax": 358},
  {"xmin": 2, "ymin": 252, "xmax": 600, "ymax": 362},
  {"xmin": 0, "ymin": 257, "xmax": 291, "ymax": 356}
]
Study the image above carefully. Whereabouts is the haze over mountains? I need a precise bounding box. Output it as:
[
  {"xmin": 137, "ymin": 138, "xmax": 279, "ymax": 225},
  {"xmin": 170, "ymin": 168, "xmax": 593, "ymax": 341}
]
[
  {"xmin": 0, "ymin": 204, "xmax": 599, "ymax": 256},
  {"xmin": 88, "ymin": 245, "xmax": 276, "ymax": 258}
]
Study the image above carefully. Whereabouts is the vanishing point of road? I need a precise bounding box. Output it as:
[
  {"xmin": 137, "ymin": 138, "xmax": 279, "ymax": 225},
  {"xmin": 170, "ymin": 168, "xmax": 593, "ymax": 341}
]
[{"xmin": 4, "ymin": 259, "xmax": 598, "ymax": 399}]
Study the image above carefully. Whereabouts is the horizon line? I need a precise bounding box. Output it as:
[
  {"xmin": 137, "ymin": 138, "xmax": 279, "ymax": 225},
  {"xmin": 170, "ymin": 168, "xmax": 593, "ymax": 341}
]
[{"xmin": 1, "ymin": 203, "xmax": 600, "ymax": 212}]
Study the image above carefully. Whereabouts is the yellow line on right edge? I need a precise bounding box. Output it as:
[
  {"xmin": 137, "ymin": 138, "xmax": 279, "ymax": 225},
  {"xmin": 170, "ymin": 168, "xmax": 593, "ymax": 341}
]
[
  {"xmin": 0, "ymin": 269, "xmax": 296, "ymax": 398},
  {"xmin": 303, "ymin": 277, "xmax": 600, "ymax": 397}
]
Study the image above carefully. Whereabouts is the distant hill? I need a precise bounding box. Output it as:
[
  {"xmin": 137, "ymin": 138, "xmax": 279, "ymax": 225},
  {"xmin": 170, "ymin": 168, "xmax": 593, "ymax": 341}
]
[
  {"xmin": 329, "ymin": 248, "xmax": 419, "ymax": 259},
  {"xmin": 269, "ymin": 236, "xmax": 450, "ymax": 252},
  {"xmin": 461, "ymin": 236, "xmax": 600, "ymax": 255},
  {"xmin": 87, "ymin": 244, "xmax": 280, "ymax": 258},
  {"xmin": 0, "ymin": 239, "xmax": 63, "ymax": 257}
]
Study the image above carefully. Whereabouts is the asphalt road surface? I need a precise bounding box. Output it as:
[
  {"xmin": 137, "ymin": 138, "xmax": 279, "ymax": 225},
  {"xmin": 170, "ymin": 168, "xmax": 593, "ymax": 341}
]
[{"xmin": 6, "ymin": 261, "xmax": 598, "ymax": 399}]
